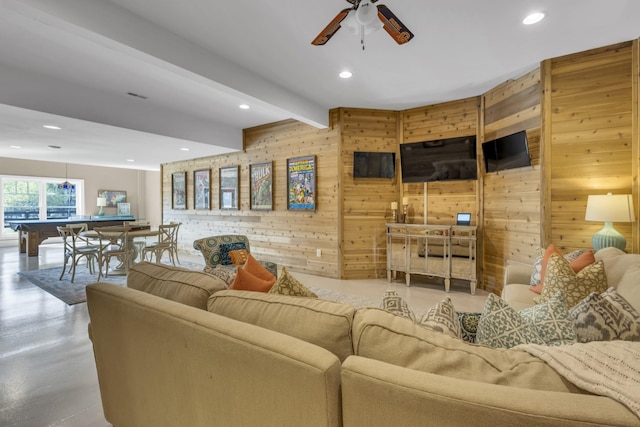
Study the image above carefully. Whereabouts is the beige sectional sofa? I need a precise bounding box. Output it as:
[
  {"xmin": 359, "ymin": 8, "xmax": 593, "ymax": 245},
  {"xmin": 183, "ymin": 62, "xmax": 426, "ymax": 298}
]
[{"xmin": 86, "ymin": 262, "xmax": 640, "ymax": 426}]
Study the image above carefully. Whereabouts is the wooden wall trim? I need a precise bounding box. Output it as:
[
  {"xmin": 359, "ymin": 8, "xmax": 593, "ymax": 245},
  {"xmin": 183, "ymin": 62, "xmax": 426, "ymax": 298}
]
[
  {"xmin": 633, "ymin": 38, "xmax": 639, "ymax": 253},
  {"xmin": 541, "ymin": 59, "xmax": 553, "ymax": 248}
]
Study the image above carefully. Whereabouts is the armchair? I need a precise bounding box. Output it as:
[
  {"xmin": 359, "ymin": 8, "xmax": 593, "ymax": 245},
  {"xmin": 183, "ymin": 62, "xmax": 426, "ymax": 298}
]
[{"xmin": 193, "ymin": 234, "xmax": 277, "ymax": 277}]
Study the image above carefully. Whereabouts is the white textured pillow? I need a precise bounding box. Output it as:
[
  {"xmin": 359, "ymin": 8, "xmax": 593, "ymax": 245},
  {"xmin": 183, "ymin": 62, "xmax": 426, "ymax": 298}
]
[{"xmin": 615, "ymin": 264, "xmax": 640, "ymax": 312}]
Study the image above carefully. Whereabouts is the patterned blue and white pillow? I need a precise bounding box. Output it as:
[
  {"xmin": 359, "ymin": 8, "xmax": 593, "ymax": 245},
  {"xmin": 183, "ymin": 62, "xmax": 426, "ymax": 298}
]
[
  {"xmin": 219, "ymin": 242, "xmax": 247, "ymax": 265},
  {"xmin": 418, "ymin": 297, "xmax": 461, "ymax": 338},
  {"xmin": 519, "ymin": 291, "xmax": 576, "ymax": 346}
]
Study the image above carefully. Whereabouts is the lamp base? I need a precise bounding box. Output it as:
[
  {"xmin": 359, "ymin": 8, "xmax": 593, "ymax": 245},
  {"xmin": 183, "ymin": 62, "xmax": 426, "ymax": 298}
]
[
  {"xmin": 592, "ymin": 222, "xmax": 626, "ymax": 251},
  {"xmin": 98, "ymin": 207, "xmax": 105, "ymax": 216}
]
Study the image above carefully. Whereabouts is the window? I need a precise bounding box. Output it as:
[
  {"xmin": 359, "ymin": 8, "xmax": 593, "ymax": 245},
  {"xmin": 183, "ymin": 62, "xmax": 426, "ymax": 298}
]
[{"xmin": 1, "ymin": 176, "xmax": 85, "ymax": 235}]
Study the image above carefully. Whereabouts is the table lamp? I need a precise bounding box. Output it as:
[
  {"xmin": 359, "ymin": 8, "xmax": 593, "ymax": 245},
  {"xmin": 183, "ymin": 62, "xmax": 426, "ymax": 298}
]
[
  {"xmin": 585, "ymin": 193, "xmax": 635, "ymax": 251},
  {"xmin": 97, "ymin": 197, "xmax": 107, "ymax": 216}
]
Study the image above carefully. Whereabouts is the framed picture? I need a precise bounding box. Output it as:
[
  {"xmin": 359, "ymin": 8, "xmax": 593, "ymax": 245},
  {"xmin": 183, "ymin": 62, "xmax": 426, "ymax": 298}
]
[
  {"xmin": 194, "ymin": 169, "xmax": 211, "ymax": 210},
  {"xmin": 98, "ymin": 190, "xmax": 127, "ymax": 207},
  {"xmin": 172, "ymin": 171, "xmax": 187, "ymax": 210},
  {"xmin": 219, "ymin": 165, "xmax": 239, "ymax": 210},
  {"xmin": 287, "ymin": 156, "xmax": 317, "ymax": 211},
  {"xmin": 117, "ymin": 202, "xmax": 131, "ymax": 216},
  {"xmin": 249, "ymin": 161, "xmax": 273, "ymax": 211}
]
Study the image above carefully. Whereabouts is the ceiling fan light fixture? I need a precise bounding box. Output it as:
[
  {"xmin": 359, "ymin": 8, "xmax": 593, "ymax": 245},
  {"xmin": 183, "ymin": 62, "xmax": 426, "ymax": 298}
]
[{"xmin": 355, "ymin": 1, "xmax": 378, "ymax": 26}]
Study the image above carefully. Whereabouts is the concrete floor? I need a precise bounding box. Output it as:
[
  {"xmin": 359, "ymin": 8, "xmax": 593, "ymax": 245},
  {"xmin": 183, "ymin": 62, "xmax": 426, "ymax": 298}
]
[{"xmin": 0, "ymin": 242, "xmax": 489, "ymax": 426}]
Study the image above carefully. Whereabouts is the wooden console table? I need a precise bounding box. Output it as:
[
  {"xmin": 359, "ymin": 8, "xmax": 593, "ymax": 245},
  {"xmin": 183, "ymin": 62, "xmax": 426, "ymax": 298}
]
[
  {"xmin": 386, "ymin": 224, "xmax": 477, "ymax": 294},
  {"xmin": 8, "ymin": 216, "xmax": 135, "ymax": 257}
]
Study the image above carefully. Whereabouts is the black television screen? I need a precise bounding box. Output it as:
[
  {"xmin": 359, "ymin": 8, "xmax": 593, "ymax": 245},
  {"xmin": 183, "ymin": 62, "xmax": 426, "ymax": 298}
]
[
  {"xmin": 399, "ymin": 136, "xmax": 477, "ymax": 183},
  {"xmin": 482, "ymin": 130, "xmax": 531, "ymax": 173},
  {"xmin": 353, "ymin": 152, "xmax": 395, "ymax": 178}
]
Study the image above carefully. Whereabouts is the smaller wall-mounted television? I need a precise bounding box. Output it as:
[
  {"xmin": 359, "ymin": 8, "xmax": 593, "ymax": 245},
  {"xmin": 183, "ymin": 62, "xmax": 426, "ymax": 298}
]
[
  {"xmin": 353, "ymin": 152, "xmax": 396, "ymax": 178},
  {"xmin": 482, "ymin": 130, "xmax": 531, "ymax": 173}
]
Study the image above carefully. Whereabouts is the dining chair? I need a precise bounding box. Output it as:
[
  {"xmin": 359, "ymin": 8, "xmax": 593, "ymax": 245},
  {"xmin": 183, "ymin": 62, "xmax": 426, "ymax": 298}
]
[
  {"xmin": 141, "ymin": 222, "xmax": 180, "ymax": 265},
  {"xmin": 57, "ymin": 224, "xmax": 100, "ymax": 283},
  {"xmin": 94, "ymin": 226, "xmax": 131, "ymax": 280}
]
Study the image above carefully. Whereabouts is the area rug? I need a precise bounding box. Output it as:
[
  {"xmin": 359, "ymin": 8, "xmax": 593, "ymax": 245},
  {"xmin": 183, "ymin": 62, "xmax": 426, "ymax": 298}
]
[{"xmin": 18, "ymin": 261, "xmax": 204, "ymax": 306}]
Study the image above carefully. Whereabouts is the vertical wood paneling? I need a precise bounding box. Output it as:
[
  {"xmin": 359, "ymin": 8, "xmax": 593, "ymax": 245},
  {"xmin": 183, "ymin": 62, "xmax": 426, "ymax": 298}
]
[
  {"xmin": 340, "ymin": 108, "xmax": 399, "ymax": 279},
  {"xmin": 400, "ymin": 98, "xmax": 480, "ymax": 229},
  {"xmin": 481, "ymin": 69, "xmax": 542, "ymax": 295},
  {"xmin": 548, "ymin": 42, "xmax": 635, "ymax": 253}
]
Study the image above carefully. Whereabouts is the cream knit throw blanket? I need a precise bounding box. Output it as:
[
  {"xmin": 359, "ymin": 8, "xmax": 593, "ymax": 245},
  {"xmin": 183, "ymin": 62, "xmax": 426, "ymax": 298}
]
[{"xmin": 516, "ymin": 341, "xmax": 640, "ymax": 419}]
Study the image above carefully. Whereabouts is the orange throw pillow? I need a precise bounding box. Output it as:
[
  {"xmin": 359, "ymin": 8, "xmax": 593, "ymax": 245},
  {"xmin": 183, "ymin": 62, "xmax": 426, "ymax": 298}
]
[
  {"xmin": 229, "ymin": 267, "xmax": 275, "ymax": 292},
  {"xmin": 228, "ymin": 249, "xmax": 249, "ymax": 265},
  {"xmin": 243, "ymin": 253, "xmax": 276, "ymax": 282},
  {"xmin": 530, "ymin": 245, "xmax": 595, "ymax": 294}
]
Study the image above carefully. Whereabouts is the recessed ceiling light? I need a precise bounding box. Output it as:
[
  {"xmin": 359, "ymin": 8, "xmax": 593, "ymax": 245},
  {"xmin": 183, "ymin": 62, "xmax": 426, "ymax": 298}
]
[
  {"xmin": 523, "ymin": 12, "xmax": 545, "ymax": 25},
  {"xmin": 43, "ymin": 125, "xmax": 62, "ymax": 130},
  {"xmin": 180, "ymin": 147, "xmax": 190, "ymax": 151},
  {"xmin": 339, "ymin": 71, "xmax": 353, "ymax": 79},
  {"xmin": 48, "ymin": 145, "xmax": 62, "ymax": 149},
  {"xmin": 126, "ymin": 159, "xmax": 135, "ymax": 162},
  {"xmin": 10, "ymin": 145, "xmax": 21, "ymax": 149},
  {"xmin": 239, "ymin": 104, "xmax": 250, "ymax": 110}
]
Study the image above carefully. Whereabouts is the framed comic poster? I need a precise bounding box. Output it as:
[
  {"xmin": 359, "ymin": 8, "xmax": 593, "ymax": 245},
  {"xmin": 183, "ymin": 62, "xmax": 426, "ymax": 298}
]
[
  {"xmin": 194, "ymin": 169, "xmax": 211, "ymax": 210},
  {"xmin": 287, "ymin": 156, "xmax": 316, "ymax": 211},
  {"xmin": 172, "ymin": 171, "xmax": 187, "ymax": 210},
  {"xmin": 219, "ymin": 165, "xmax": 239, "ymax": 210},
  {"xmin": 249, "ymin": 161, "xmax": 273, "ymax": 211},
  {"xmin": 117, "ymin": 202, "xmax": 131, "ymax": 216}
]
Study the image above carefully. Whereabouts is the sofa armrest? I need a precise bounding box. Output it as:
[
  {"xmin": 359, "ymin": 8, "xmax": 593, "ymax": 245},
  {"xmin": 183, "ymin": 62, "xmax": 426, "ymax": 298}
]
[
  {"xmin": 341, "ymin": 356, "xmax": 639, "ymax": 427},
  {"xmin": 504, "ymin": 262, "xmax": 532, "ymax": 285}
]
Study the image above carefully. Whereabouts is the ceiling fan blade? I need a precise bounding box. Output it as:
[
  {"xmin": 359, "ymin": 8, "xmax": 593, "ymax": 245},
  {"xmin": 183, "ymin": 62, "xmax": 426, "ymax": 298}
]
[
  {"xmin": 376, "ymin": 4, "xmax": 414, "ymax": 45},
  {"xmin": 311, "ymin": 8, "xmax": 352, "ymax": 46}
]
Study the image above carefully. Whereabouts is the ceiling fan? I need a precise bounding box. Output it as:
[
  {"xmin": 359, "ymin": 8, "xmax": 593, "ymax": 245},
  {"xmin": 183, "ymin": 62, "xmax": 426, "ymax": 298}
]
[{"xmin": 311, "ymin": 0, "xmax": 414, "ymax": 49}]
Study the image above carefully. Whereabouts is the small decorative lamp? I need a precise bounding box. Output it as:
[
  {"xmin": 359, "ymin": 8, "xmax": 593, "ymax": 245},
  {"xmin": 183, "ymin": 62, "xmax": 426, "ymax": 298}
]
[
  {"xmin": 585, "ymin": 193, "xmax": 635, "ymax": 251},
  {"xmin": 97, "ymin": 197, "xmax": 107, "ymax": 216}
]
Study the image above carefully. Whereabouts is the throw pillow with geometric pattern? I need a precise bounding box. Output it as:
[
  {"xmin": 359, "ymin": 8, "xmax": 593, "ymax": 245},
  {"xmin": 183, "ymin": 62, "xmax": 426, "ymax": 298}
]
[
  {"xmin": 476, "ymin": 293, "xmax": 545, "ymax": 349},
  {"xmin": 456, "ymin": 311, "xmax": 482, "ymax": 343},
  {"xmin": 533, "ymin": 254, "xmax": 607, "ymax": 309},
  {"xmin": 418, "ymin": 297, "xmax": 461, "ymax": 338},
  {"xmin": 379, "ymin": 289, "xmax": 415, "ymax": 321},
  {"xmin": 519, "ymin": 291, "xmax": 576, "ymax": 346},
  {"xmin": 219, "ymin": 242, "xmax": 247, "ymax": 265},
  {"xmin": 268, "ymin": 267, "xmax": 318, "ymax": 298},
  {"xmin": 570, "ymin": 289, "xmax": 640, "ymax": 343},
  {"xmin": 203, "ymin": 264, "xmax": 236, "ymax": 287},
  {"xmin": 602, "ymin": 287, "xmax": 640, "ymax": 320}
]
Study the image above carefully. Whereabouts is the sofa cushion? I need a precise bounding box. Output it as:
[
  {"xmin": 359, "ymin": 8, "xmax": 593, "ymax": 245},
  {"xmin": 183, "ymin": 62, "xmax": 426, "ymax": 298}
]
[
  {"xmin": 418, "ymin": 297, "xmax": 461, "ymax": 338},
  {"xmin": 229, "ymin": 267, "xmax": 275, "ymax": 292},
  {"xmin": 351, "ymin": 307, "xmax": 583, "ymax": 393},
  {"xmin": 268, "ymin": 267, "xmax": 317, "ymax": 298},
  {"xmin": 208, "ymin": 290, "xmax": 356, "ymax": 361},
  {"xmin": 534, "ymin": 254, "xmax": 607, "ymax": 308},
  {"xmin": 570, "ymin": 288, "xmax": 640, "ymax": 342},
  {"xmin": 615, "ymin": 265, "xmax": 640, "ymax": 312},
  {"xmin": 127, "ymin": 261, "xmax": 227, "ymax": 310}
]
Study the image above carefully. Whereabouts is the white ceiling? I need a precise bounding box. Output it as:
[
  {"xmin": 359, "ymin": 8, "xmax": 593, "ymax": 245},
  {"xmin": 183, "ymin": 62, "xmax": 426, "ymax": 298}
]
[{"xmin": 0, "ymin": 0, "xmax": 639, "ymax": 171}]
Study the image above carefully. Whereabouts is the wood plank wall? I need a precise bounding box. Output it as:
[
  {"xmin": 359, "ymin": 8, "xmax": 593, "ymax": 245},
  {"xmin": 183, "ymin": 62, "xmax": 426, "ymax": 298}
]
[
  {"xmin": 161, "ymin": 113, "xmax": 342, "ymax": 277},
  {"xmin": 481, "ymin": 69, "xmax": 542, "ymax": 294},
  {"xmin": 400, "ymin": 98, "xmax": 479, "ymax": 226},
  {"xmin": 339, "ymin": 108, "xmax": 399, "ymax": 279},
  {"xmin": 543, "ymin": 41, "xmax": 637, "ymax": 253},
  {"xmin": 160, "ymin": 38, "xmax": 639, "ymax": 287}
]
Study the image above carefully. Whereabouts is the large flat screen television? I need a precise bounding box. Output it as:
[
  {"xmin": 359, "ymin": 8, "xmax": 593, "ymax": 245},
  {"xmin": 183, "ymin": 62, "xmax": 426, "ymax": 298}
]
[
  {"xmin": 353, "ymin": 152, "xmax": 395, "ymax": 178},
  {"xmin": 399, "ymin": 136, "xmax": 477, "ymax": 183},
  {"xmin": 482, "ymin": 130, "xmax": 531, "ymax": 173}
]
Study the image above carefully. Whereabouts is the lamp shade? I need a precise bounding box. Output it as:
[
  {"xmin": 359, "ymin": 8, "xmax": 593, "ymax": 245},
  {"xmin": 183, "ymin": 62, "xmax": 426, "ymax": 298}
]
[
  {"xmin": 585, "ymin": 193, "xmax": 635, "ymax": 251},
  {"xmin": 96, "ymin": 197, "xmax": 107, "ymax": 207},
  {"xmin": 585, "ymin": 193, "xmax": 635, "ymax": 223}
]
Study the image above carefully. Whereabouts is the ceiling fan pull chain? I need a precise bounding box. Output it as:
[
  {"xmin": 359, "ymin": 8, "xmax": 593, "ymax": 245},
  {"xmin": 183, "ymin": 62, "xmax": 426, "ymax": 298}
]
[{"xmin": 361, "ymin": 25, "xmax": 366, "ymax": 50}]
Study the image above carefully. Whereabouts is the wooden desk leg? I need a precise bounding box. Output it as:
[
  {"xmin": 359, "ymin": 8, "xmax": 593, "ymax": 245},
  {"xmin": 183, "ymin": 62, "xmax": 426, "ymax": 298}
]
[
  {"xmin": 18, "ymin": 230, "xmax": 27, "ymax": 254},
  {"xmin": 27, "ymin": 231, "xmax": 43, "ymax": 257}
]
